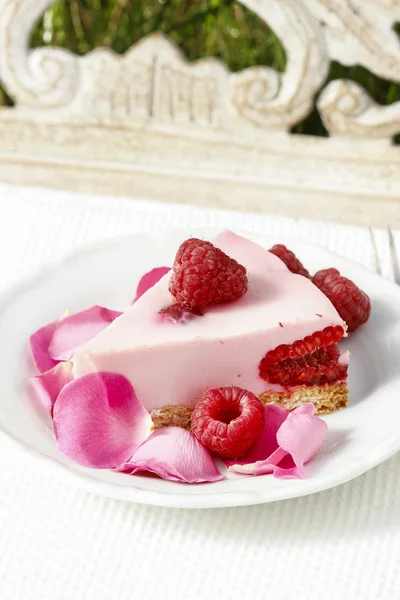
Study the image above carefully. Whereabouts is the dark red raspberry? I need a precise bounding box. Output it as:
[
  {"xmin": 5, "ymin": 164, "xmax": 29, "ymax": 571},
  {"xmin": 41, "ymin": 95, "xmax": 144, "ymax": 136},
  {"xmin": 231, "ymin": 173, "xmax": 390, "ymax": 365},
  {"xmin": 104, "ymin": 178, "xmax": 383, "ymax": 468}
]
[
  {"xmin": 259, "ymin": 326, "xmax": 347, "ymax": 387},
  {"xmin": 191, "ymin": 386, "xmax": 265, "ymax": 459},
  {"xmin": 260, "ymin": 344, "xmax": 347, "ymax": 386},
  {"xmin": 263, "ymin": 326, "xmax": 344, "ymax": 365},
  {"xmin": 312, "ymin": 268, "xmax": 371, "ymax": 333},
  {"xmin": 169, "ymin": 238, "xmax": 248, "ymax": 311},
  {"xmin": 269, "ymin": 244, "xmax": 310, "ymax": 278}
]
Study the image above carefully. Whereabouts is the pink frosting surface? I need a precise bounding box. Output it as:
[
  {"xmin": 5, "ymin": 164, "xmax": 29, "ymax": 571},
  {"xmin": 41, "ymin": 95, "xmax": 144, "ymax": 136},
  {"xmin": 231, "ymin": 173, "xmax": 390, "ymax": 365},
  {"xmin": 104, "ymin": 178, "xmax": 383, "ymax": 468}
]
[{"xmin": 73, "ymin": 231, "xmax": 344, "ymax": 410}]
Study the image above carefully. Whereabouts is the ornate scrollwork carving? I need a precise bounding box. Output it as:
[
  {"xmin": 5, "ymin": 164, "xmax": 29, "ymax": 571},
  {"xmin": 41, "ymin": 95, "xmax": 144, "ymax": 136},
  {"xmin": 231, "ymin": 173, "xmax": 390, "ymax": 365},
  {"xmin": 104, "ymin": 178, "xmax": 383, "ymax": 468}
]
[
  {"xmin": 318, "ymin": 80, "xmax": 400, "ymax": 138},
  {"xmin": 310, "ymin": 0, "xmax": 400, "ymax": 83},
  {"xmin": 311, "ymin": 0, "xmax": 400, "ymax": 138},
  {"xmin": 230, "ymin": 0, "xmax": 329, "ymax": 130},
  {"xmin": 0, "ymin": 0, "xmax": 78, "ymax": 107},
  {"xmin": 76, "ymin": 34, "xmax": 228, "ymax": 126},
  {"xmin": 0, "ymin": 0, "xmax": 399, "ymax": 138}
]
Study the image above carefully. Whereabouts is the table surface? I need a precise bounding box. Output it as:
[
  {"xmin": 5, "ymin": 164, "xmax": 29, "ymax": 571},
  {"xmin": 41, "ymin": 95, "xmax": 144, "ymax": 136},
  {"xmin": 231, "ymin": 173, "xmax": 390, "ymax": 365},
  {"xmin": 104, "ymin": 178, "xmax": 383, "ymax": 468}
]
[{"xmin": 0, "ymin": 182, "xmax": 399, "ymax": 600}]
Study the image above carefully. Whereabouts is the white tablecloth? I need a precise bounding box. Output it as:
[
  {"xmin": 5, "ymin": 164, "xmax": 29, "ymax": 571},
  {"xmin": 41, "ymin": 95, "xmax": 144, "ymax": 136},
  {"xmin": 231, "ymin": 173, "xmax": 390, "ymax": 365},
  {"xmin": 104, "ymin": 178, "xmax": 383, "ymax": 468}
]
[{"xmin": 0, "ymin": 182, "xmax": 399, "ymax": 600}]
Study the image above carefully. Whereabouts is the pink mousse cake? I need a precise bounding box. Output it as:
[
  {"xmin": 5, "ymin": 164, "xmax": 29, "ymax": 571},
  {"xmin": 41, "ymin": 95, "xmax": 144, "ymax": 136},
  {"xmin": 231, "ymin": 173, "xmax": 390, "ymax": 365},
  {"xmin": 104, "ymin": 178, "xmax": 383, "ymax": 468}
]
[{"xmin": 73, "ymin": 230, "xmax": 349, "ymax": 417}]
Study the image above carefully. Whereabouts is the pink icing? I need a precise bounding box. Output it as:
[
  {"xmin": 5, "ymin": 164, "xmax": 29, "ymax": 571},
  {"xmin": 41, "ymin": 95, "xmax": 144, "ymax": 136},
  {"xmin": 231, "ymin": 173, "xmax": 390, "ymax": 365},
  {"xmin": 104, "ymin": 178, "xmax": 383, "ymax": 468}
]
[{"xmin": 73, "ymin": 231, "xmax": 344, "ymax": 411}]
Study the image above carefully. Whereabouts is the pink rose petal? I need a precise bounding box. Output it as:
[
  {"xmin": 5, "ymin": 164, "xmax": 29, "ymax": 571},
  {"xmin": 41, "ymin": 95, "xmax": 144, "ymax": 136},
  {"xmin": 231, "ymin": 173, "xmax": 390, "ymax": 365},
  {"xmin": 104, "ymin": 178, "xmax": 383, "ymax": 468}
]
[
  {"xmin": 48, "ymin": 306, "xmax": 122, "ymax": 361},
  {"xmin": 287, "ymin": 403, "xmax": 318, "ymax": 417},
  {"xmin": 30, "ymin": 321, "xmax": 58, "ymax": 373},
  {"xmin": 30, "ymin": 306, "xmax": 121, "ymax": 373},
  {"xmin": 225, "ymin": 404, "xmax": 288, "ymax": 470},
  {"xmin": 30, "ymin": 361, "xmax": 74, "ymax": 415},
  {"xmin": 229, "ymin": 403, "xmax": 327, "ymax": 479},
  {"xmin": 121, "ymin": 427, "xmax": 223, "ymax": 483},
  {"xmin": 133, "ymin": 267, "xmax": 170, "ymax": 304},
  {"xmin": 53, "ymin": 372, "xmax": 152, "ymax": 469},
  {"xmin": 275, "ymin": 409, "xmax": 328, "ymax": 478}
]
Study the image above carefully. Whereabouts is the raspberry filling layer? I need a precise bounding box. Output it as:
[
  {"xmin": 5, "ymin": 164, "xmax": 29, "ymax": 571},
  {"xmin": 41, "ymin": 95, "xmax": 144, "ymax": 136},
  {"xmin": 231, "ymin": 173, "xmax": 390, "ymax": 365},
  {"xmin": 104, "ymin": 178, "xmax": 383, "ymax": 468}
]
[{"xmin": 259, "ymin": 326, "xmax": 347, "ymax": 387}]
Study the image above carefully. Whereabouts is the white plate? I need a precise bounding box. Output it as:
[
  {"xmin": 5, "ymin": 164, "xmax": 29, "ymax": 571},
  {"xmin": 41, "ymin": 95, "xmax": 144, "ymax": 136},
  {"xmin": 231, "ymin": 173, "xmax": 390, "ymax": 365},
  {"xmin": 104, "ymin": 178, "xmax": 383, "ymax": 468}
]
[{"xmin": 0, "ymin": 228, "xmax": 399, "ymax": 508}]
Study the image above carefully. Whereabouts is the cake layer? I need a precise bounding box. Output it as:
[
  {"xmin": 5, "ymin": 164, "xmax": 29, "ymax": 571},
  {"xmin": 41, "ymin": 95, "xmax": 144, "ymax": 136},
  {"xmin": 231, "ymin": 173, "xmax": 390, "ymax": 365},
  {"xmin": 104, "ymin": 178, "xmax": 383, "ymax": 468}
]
[
  {"xmin": 259, "ymin": 382, "xmax": 348, "ymax": 415},
  {"xmin": 148, "ymin": 382, "xmax": 348, "ymax": 428},
  {"xmin": 73, "ymin": 231, "xmax": 345, "ymax": 410}
]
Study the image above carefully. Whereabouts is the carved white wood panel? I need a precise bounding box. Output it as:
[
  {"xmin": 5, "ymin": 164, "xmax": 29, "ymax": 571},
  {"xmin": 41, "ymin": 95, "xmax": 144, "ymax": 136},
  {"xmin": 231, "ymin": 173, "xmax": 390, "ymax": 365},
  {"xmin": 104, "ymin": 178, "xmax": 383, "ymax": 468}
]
[{"xmin": 0, "ymin": 0, "xmax": 399, "ymax": 225}]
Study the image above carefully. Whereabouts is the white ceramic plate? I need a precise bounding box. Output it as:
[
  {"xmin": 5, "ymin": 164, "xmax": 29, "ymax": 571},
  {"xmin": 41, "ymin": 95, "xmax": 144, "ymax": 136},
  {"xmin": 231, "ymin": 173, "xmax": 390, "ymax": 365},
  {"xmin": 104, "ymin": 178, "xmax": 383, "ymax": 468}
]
[{"xmin": 0, "ymin": 228, "xmax": 399, "ymax": 508}]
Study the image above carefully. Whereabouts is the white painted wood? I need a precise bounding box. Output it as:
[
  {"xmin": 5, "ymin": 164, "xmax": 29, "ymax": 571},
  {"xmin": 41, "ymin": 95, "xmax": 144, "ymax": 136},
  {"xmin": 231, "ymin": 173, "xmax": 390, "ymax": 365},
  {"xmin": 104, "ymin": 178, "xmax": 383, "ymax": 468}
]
[
  {"xmin": 319, "ymin": 80, "xmax": 400, "ymax": 138},
  {"xmin": 0, "ymin": 0, "xmax": 399, "ymax": 225}
]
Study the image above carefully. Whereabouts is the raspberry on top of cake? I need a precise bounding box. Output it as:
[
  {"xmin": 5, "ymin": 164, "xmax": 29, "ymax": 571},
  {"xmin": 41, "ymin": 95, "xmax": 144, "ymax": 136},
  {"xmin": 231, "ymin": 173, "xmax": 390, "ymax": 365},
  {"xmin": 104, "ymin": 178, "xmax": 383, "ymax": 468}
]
[{"xmin": 73, "ymin": 230, "xmax": 350, "ymax": 415}]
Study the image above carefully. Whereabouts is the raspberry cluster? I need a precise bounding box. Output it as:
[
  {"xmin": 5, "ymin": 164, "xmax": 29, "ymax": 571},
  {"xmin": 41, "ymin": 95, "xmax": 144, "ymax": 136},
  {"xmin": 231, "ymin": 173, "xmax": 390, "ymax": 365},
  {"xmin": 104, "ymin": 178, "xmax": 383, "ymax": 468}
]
[{"xmin": 269, "ymin": 244, "xmax": 370, "ymax": 333}]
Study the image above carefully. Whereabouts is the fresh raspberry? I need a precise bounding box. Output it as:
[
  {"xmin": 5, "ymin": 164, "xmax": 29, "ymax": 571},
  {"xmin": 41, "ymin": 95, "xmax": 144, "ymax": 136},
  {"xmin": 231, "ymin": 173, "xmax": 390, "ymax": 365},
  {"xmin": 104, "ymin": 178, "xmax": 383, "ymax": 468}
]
[
  {"xmin": 259, "ymin": 326, "xmax": 347, "ymax": 387},
  {"xmin": 263, "ymin": 326, "xmax": 344, "ymax": 365},
  {"xmin": 269, "ymin": 244, "xmax": 310, "ymax": 278},
  {"xmin": 191, "ymin": 386, "xmax": 265, "ymax": 459},
  {"xmin": 312, "ymin": 268, "xmax": 371, "ymax": 333},
  {"xmin": 169, "ymin": 238, "xmax": 248, "ymax": 311},
  {"xmin": 260, "ymin": 344, "xmax": 347, "ymax": 386}
]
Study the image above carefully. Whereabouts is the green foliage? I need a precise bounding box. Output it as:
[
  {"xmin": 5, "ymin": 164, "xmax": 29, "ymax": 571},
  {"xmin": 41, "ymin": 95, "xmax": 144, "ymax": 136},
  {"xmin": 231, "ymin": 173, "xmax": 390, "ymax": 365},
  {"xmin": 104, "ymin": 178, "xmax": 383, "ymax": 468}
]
[
  {"xmin": 29, "ymin": 0, "xmax": 287, "ymax": 72},
  {"xmin": 0, "ymin": 87, "xmax": 13, "ymax": 107},
  {"xmin": 2, "ymin": 0, "xmax": 400, "ymax": 138}
]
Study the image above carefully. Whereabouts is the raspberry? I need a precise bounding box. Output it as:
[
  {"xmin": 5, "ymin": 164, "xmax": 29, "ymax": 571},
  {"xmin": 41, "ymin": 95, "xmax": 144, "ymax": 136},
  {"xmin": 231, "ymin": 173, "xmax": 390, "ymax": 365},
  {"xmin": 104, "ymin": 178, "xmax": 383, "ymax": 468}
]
[
  {"xmin": 260, "ymin": 344, "xmax": 347, "ymax": 386},
  {"xmin": 259, "ymin": 326, "xmax": 347, "ymax": 387},
  {"xmin": 312, "ymin": 268, "xmax": 371, "ymax": 333},
  {"xmin": 263, "ymin": 326, "xmax": 344, "ymax": 365},
  {"xmin": 169, "ymin": 238, "xmax": 248, "ymax": 311},
  {"xmin": 269, "ymin": 244, "xmax": 310, "ymax": 278},
  {"xmin": 191, "ymin": 386, "xmax": 265, "ymax": 459}
]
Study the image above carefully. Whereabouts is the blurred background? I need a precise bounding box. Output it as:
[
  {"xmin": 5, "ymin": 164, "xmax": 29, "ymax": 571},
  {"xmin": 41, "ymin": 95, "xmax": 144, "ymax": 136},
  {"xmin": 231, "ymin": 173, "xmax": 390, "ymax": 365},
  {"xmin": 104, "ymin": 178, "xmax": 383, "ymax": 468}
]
[{"xmin": 1, "ymin": 0, "xmax": 399, "ymax": 141}]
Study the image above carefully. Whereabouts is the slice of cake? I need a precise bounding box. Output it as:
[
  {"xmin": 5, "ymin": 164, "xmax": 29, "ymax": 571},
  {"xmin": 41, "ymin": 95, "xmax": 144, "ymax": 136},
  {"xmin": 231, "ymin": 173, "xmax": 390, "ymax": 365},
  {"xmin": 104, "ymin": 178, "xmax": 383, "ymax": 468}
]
[{"xmin": 73, "ymin": 230, "xmax": 348, "ymax": 415}]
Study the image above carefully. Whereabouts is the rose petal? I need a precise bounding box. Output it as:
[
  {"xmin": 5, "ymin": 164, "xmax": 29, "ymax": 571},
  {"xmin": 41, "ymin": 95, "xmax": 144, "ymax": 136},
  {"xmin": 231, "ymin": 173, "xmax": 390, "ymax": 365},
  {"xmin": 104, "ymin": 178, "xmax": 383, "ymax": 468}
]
[
  {"xmin": 29, "ymin": 321, "xmax": 58, "ymax": 373},
  {"xmin": 225, "ymin": 404, "xmax": 288, "ymax": 470},
  {"xmin": 53, "ymin": 372, "xmax": 152, "ymax": 469},
  {"xmin": 275, "ymin": 410, "xmax": 328, "ymax": 478},
  {"xmin": 30, "ymin": 361, "xmax": 74, "ymax": 415},
  {"xmin": 121, "ymin": 427, "xmax": 223, "ymax": 483},
  {"xmin": 48, "ymin": 306, "xmax": 122, "ymax": 361},
  {"xmin": 133, "ymin": 267, "xmax": 170, "ymax": 303},
  {"xmin": 229, "ymin": 403, "xmax": 327, "ymax": 479},
  {"xmin": 30, "ymin": 306, "xmax": 121, "ymax": 372},
  {"xmin": 287, "ymin": 403, "xmax": 318, "ymax": 417}
]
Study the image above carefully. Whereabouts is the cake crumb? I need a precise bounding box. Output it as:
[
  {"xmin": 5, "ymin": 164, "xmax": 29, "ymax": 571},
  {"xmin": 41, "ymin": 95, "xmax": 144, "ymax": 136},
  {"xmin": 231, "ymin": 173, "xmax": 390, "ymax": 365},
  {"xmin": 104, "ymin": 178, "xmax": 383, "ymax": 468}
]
[{"xmin": 151, "ymin": 405, "xmax": 194, "ymax": 430}]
